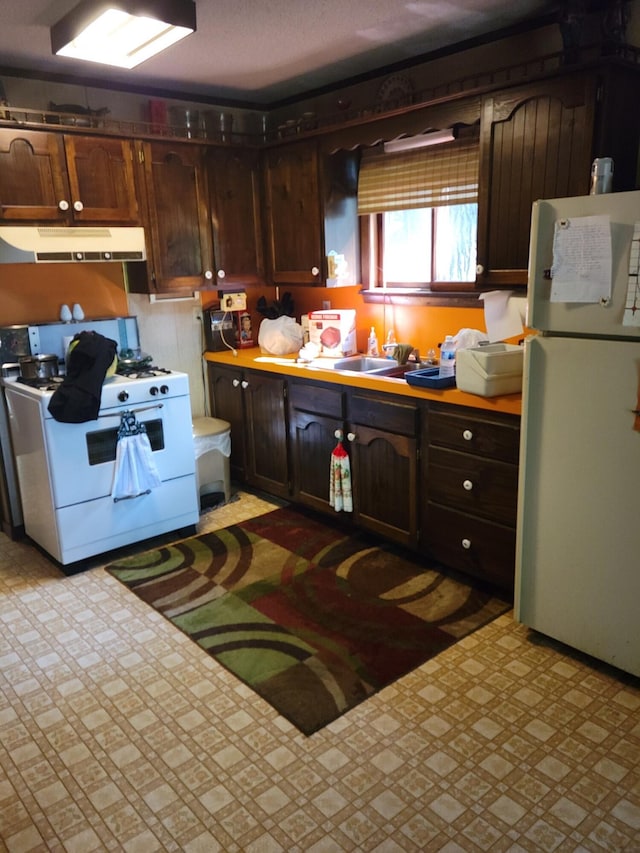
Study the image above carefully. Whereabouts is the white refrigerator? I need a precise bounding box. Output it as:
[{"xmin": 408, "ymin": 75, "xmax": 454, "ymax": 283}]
[{"xmin": 515, "ymin": 189, "xmax": 640, "ymax": 678}]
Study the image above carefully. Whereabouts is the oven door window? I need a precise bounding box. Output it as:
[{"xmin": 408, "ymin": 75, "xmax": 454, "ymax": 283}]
[{"xmin": 86, "ymin": 419, "xmax": 164, "ymax": 466}]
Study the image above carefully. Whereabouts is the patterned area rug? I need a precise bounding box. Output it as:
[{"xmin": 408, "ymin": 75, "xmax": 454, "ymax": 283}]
[{"xmin": 106, "ymin": 506, "xmax": 510, "ymax": 735}]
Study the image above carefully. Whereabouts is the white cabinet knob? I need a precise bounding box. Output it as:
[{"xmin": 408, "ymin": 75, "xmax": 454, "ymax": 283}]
[
  {"xmin": 463, "ymin": 429, "xmax": 473, "ymax": 441},
  {"xmin": 58, "ymin": 200, "xmax": 69, "ymax": 211},
  {"xmin": 334, "ymin": 429, "xmax": 343, "ymax": 439},
  {"xmin": 346, "ymin": 432, "xmax": 356, "ymax": 442},
  {"xmin": 73, "ymin": 200, "xmax": 83, "ymax": 212},
  {"xmin": 217, "ymin": 269, "xmax": 226, "ymax": 279},
  {"xmin": 476, "ymin": 264, "xmax": 484, "ymax": 275},
  {"xmin": 204, "ymin": 270, "xmax": 213, "ymax": 280},
  {"xmin": 311, "ymin": 266, "xmax": 320, "ymax": 276},
  {"xmin": 232, "ymin": 379, "xmax": 240, "ymax": 388},
  {"xmin": 463, "ymin": 479, "xmax": 473, "ymax": 491},
  {"xmin": 241, "ymin": 380, "xmax": 249, "ymax": 389},
  {"xmin": 461, "ymin": 538, "xmax": 472, "ymax": 550}
]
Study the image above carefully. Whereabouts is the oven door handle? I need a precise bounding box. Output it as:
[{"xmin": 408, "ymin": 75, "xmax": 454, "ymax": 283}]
[{"xmin": 99, "ymin": 402, "xmax": 164, "ymax": 419}]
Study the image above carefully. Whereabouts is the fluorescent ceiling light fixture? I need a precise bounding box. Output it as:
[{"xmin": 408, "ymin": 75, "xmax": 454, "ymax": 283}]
[
  {"xmin": 383, "ymin": 129, "xmax": 456, "ymax": 154},
  {"xmin": 51, "ymin": 0, "xmax": 196, "ymax": 69}
]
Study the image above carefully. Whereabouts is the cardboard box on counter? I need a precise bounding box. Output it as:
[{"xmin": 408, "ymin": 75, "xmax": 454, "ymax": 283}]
[{"xmin": 308, "ymin": 310, "xmax": 356, "ymax": 357}]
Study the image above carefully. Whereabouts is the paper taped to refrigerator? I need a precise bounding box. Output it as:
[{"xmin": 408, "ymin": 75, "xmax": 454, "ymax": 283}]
[
  {"xmin": 550, "ymin": 215, "xmax": 612, "ymax": 303},
  {"xmin": 622, "ymin": 221, "xmax": 640, "ymax": 326}
]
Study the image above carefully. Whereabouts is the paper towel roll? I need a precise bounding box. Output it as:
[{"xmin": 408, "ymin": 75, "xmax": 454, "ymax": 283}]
[{"xmin": 479, "ymin": 291, "xmax": 525, "ymax": 341}]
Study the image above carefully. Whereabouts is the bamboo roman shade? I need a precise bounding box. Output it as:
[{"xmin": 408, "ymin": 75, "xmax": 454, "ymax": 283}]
[{"xmin": 357, "ymin": 138, "xmax": 479, "ymax": 215}]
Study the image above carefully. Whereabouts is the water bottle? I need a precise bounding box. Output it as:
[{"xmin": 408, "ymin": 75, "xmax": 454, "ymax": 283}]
[{"xmin": 439, "ymin": 336, "xmax": 456, "ymax": 379}]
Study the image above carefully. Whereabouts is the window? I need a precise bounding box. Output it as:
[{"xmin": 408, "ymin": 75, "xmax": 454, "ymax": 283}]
[{"xmin": 358, "ymin": 134, "xmax": 479, "ymax": 291}]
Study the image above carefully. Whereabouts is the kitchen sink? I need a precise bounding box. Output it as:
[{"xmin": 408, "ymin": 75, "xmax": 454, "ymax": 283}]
[{"xmin": 331, "ymin": 356, "xmax": 423, "ymax": 377}]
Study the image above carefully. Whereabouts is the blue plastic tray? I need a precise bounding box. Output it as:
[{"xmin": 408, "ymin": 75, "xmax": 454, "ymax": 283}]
[{"xmin": 405, "ymin": 367, "xmax": 456, "ymax": 389}]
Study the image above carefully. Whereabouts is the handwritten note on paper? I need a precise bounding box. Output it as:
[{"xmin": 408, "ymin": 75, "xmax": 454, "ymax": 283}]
[
  {"xmin": 622, "ymin": 222, "xmax": 640, "ymax": 327},
  {"xmin": 550, "ymin": 215, "xmax": 612, "ymax": 303}
]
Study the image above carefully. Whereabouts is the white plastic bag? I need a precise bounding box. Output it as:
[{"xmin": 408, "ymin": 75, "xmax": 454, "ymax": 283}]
[
  {"xmin": 258, "ymin": 316, "xmax": 304, "ymax": 355},
  {"xmin": 453, "ymin": 328, "xmax": 489, "ymax": 351}
]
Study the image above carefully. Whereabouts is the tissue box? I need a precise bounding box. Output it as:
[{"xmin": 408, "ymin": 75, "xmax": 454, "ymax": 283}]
[
  {"xmin": 455, "ymin": 344, "xmax": 523, "ymax": 397},
  {"xmin": 308, "ymin": 310, "xmax": 356, "ymax": 357}
]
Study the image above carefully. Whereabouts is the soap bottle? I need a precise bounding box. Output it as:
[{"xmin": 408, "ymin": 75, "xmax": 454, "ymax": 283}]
[{"xmin": 367, "ymin": 327, "xmax": 379, "ymax": 357}]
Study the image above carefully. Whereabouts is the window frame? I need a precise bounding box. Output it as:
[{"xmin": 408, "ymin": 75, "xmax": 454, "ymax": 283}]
[{"xmin": 357, "ymin": 128, "xmax": 482, "ymax": 300}]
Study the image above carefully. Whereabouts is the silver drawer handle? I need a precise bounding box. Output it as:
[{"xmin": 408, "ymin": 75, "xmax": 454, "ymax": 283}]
[
  {"xmin": 463, "ymin": 479, "xmax": 473, "ymax": 491},
  {"xmin": 461, "ymin": 538, "xmax": 471, "ymax": 550},
  {"xmin": 463, "ymin": 429, "xmax": 473, "ymax": 441}
]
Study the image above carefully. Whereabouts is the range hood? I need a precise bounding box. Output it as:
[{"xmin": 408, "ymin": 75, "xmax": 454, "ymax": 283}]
[{"xmin": 0, "ymin": 226, "xmax": 146, "ymax": 264}]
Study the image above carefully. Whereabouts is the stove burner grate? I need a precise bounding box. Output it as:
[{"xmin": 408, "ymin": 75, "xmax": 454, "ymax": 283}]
[
  {"xmin": 16, "ymin": 375, "xmax": 64, "ymax": 391},
  {"xmin": 116, "ymin": 365, "xmax": 173, "ymax": 379}
]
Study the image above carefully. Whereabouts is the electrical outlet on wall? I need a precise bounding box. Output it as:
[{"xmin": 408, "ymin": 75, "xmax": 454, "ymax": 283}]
[{"xmin": 220, "ymin": 291, "xmax": 247, "ymax": 311}]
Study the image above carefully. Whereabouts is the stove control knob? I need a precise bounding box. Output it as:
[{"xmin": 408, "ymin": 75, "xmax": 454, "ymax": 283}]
[
  {"xmin": 160, "ymin": 385, "xmax": 169, "ymax": 395},
  {"xmin": 150, "ymin": 386, "xmax": 159, "ymax": 396},
  {"xmin": 118, "ymin": 390, "xmax": 129, "ymax": 402}
]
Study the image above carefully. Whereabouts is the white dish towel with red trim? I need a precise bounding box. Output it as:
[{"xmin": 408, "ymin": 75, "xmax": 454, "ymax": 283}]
[{"xmin": 329, "ymin": 438, "xmax": 352, "ymax": 512}]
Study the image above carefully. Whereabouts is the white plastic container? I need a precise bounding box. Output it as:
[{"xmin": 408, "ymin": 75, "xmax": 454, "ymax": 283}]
[{"xmin": 455, "ymin": 343, "xmax": 523, "ymax": 396}]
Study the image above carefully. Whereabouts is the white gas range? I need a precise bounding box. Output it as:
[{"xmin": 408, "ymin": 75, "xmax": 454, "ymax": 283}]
[{"xmin": 4, "ymin": 366, "xmax": 199, "ymax": 569}]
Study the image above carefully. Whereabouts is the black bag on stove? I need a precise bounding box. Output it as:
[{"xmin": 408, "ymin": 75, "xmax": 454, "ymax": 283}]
[{"xmin": 48, "ymin": 331, "xmax": 118, "ymax": 423}]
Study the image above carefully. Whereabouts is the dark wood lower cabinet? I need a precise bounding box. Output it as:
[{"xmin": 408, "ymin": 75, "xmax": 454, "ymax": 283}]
[
  {"xmin": 211, "ymin": 365, "xmax": 519, "ymax": 591},
  {"xmin": 289, "ymin": 382, "xmax": 345, "ymax": 514},
  {"xmin": 243, "ymin": 371, "xmax": 289, "ymax": 498},
  {"xmin": 208, "ymin": 364, "xmax": 289, "ymax": 498},
  {"xmin": 425, "ymin": 503, "xmax": 517, "ymax": 590},
  {"xmin": 421, "ymin": 403, "xmax": 520, "ymax": 591}
]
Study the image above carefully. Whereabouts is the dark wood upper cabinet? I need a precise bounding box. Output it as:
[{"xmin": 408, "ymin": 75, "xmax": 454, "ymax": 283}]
[
  {"xmin": 263, "ymin": 140, "xmax": 323, "ymax": 285},
  {"xmin": 206, "ymin": 146, "xmax": 265, "ymax": 287},
  {"xmin": 476, "ymin": 73, "xmax": 597, "ymax": 287},
  {"xmin": 0, "ymin": 128, "xmax": 139, "ymax": 223},
  {"xmin": 129, "ymin": 140, "xmax": 214, "ymax": 294},
  {"xmin": 476, "ymin": 65, "xmax": 640, "ymax": 287}
]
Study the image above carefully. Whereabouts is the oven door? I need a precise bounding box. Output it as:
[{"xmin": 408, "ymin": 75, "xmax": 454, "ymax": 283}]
[{"xmin": 44, "ymin": 395, "xmax": 196, "ymax": 508}]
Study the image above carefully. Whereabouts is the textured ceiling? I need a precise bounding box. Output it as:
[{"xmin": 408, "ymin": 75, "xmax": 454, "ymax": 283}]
[{"xmin": 0, "ymin": 1, "xmax": 560, "ymax": 106}]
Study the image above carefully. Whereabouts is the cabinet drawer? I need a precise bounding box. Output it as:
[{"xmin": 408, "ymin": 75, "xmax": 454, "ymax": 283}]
[
  {"xmin": 289, "ymin": 382, "xmax": 344, "ymax": 418},
  {"xmin": 350, "ymin": 393, "xmax": 417, "ymax": 436},
  {"xmin": 429, "ymin": 406, "xmax": 519, "ymax": 463},
  {"xmin": 427, "ymin": 446, "xmax": 518, "ymax": 527},
  {"xmin": 426, "ymin": 503, "xmax": 516, "ymax": 591}
]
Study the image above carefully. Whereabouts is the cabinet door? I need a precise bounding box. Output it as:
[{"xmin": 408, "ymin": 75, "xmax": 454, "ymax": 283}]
[
  {"xmin": 289, "ymin": 380, "xmax": 346, "ymax": 514},
  {"xmin": 349, "ymin": 424, "xmax": 417, "ymax": 548},
  {"xmin": 208, "ymin": 364, "xmax": 245, "ymax": 481},
  {"xmin": 348, "ymin": 391, "xmax": 419, "ymax": 548},
  {"xmin": 134, "ymin": 141, "xmax": 214, "ymax": 293},
  {"xmin": 290, "ymin": 410, "xmax": 343, "ymax": 514},
  {"xmin": 63, "ymin": 135, "xmax": 139, "ymax": 223},
  {"xmin": 0, "ymin": 128, "xmax": 70, "ymax": 221},
  {"xmin": 207, "ymin": 146, "xmax": 265, "ymax": 286},
  {"xmin": 243, "ymin": 371, "xmax": 290, "ymax": 498},
  {"xmin": 263, "ymin": 140, "xmax": 323, "ymax": 285},
  {"xmin": 477, "ymin": 73, "xmax": 596, "ymax": 286}
]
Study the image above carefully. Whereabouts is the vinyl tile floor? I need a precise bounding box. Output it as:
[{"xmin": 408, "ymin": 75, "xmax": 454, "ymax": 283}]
[{"xmin": 0, "ymin": 490, "xmax": 638, "ymax": 852}]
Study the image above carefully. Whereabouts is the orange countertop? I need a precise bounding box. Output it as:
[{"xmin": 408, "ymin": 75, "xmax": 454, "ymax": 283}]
[{"xmin": 205, "ymin": 348, "xmax": 522, "ymax": 417}]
